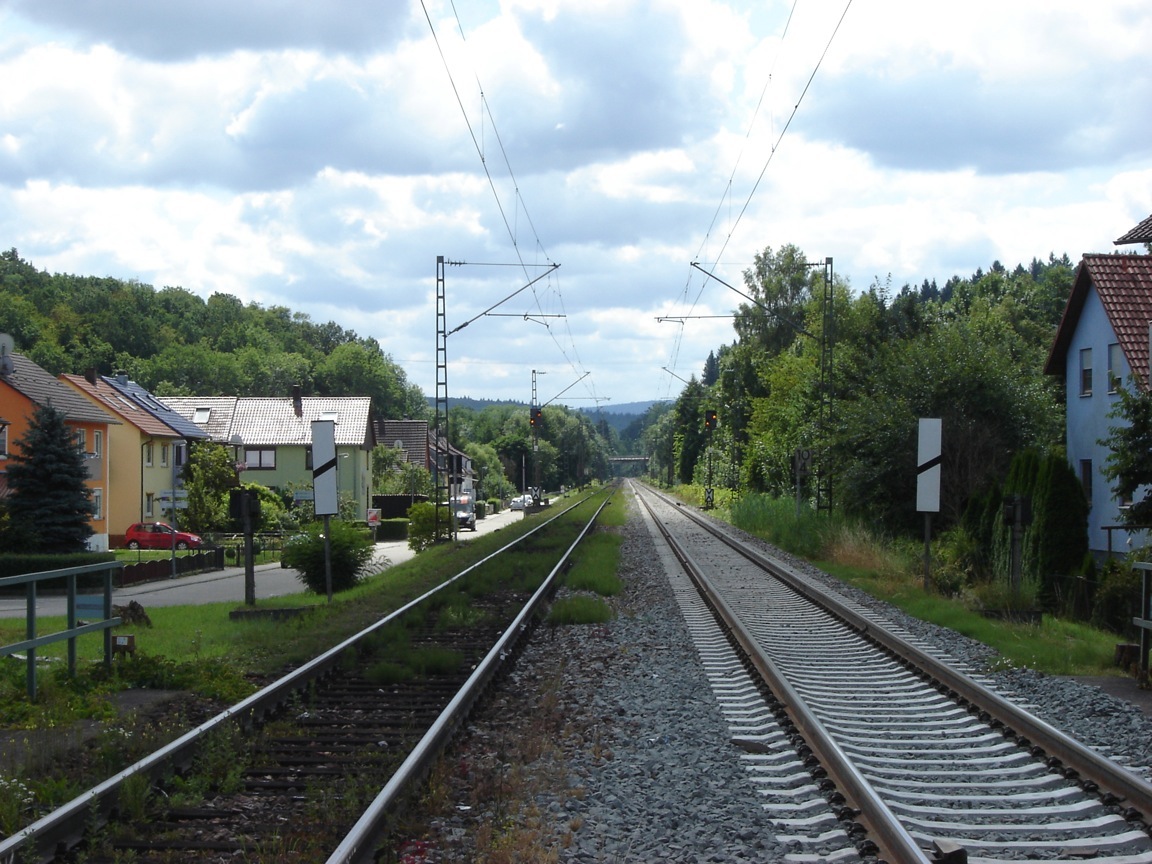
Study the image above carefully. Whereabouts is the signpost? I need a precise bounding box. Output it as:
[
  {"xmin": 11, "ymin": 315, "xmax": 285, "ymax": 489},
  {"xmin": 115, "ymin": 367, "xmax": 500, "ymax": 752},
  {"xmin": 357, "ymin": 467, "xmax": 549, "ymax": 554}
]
[
  {"xmin": 917, "ymin": 418, "xmax": 942, "ymax": 589},
  {"xmin": 311, "ymin": 420, "xmax": 338, "ymax": 602}
]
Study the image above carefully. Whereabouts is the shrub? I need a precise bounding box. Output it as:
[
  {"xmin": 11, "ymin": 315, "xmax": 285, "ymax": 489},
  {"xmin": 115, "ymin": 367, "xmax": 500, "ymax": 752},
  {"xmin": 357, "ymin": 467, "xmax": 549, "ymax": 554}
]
[
  {"xmin": 406, "ymin": 502, "xmax": 450, "ymax": 552},
  {"xmin": 281, "ymin": 520, "xmax": 374, "ymax": 594},
  {"xmin": 1092, "ymin": 560, "xmax": 1140, "ymax": 637}
]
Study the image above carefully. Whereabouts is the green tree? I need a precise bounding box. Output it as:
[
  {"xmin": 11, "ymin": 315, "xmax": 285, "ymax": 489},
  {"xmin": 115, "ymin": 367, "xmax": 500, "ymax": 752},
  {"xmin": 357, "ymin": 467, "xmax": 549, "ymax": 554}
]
[
  {"xmin": 1102, "ymin": 385, "xmax": 1152, "ymax": 526},
  {"xmin": 2, "ymin": 403, "xmax": 95, "ymax": 553},
  {"xmin": 734, "ymin": 244, "xmax": 818, "ymax": 354},
  {"xmin": 835, "ymin": 317, "xmax": 1056, "ymax": 534},
  {"xmin": 181, "ymin": 442, "xmax": 238, "ymax": 534}
]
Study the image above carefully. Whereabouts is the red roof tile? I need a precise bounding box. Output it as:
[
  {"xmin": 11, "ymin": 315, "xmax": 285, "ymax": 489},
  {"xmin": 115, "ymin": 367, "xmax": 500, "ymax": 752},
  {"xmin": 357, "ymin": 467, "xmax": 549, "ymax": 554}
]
[{"xmin": 1045, "ymin": 254, "xmax": 1152, "ymax": 388}]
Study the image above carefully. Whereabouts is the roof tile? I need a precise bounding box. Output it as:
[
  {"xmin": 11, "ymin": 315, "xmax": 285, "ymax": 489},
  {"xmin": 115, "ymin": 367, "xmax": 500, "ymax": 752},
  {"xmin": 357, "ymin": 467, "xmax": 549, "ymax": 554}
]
[
  {"xmin": 1, "ymin": 355, "xmax": 116, "ymax": 424},
  {"xmin": 1046, "ymin": 253, "xmax": 1152, "ymax": 389}
]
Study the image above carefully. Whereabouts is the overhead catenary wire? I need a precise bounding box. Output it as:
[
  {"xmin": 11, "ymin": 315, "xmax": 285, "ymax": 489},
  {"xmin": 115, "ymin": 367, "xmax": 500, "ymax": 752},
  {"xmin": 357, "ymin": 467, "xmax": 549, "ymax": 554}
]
[
  {"xmin": 423, "ymin": 1, "xmax": 603, "ymax": 406},
  {"xmin": 663, "ymin": 0, "xmax": 855, "ymax": 390}
]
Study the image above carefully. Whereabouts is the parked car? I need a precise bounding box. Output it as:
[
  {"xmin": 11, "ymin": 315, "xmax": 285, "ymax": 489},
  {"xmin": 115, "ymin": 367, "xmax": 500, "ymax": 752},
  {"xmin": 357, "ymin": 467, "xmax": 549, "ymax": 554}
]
[
  {"xmin": 509, "ymin": 494, "xmax": 530, "ymax": 511},
  {"xmin": 451, "ymin": 495, "xmax": 477, "ymax": 531},
  {"xmin": 125, "ymin": 521, "xmax": 202, "ymax": 550}
]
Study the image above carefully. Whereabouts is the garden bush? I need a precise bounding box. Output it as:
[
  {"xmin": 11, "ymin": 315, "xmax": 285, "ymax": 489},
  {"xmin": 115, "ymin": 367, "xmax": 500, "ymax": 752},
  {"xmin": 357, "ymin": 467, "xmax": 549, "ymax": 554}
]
[
  {"xmin": 281, "ymin": 520, "xmax": 373, "ymax": 594},
  {"xmin": 407, "ymin": 502, "xmax": 450, "ymax": 552}
]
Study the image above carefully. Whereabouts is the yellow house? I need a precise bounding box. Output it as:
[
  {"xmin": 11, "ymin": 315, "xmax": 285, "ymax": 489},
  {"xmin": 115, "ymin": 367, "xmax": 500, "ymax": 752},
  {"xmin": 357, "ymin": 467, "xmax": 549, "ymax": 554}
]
[{"xmin": 60, "ymin": 371, "xmax": 191, "ymax": 545}]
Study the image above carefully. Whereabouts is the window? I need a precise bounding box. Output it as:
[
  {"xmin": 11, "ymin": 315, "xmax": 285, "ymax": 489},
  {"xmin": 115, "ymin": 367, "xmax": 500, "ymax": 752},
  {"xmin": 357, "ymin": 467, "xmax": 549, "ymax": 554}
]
[
  {"xmin": 193, "ymin": 407, "xmax": 212, "ymax": 424},
  {"xmin": 93, "ymin": 430, "xmax": 103, "ymax": 458},
  {"xmin": 144, "ymin": 442, "xmax": 154, "ymax": 467},
  {"xmin": 174, "ymin": 441, "xmax": 185, "ymax": 468},
  {"xmin": 161, "ymin": 443, "xmax": 170, "ymax": 468},
  {"xmin": 1079, "ymin": 459, "xmax": 1093, "ymax": 503},
  {"xmin": 305, "ymin": 446, "xmax": 313, "ymax": 471},
  {"xmin": 0, "ymin": 423, "xmax": 7, "ymax": 458},
  {"xmin": 1079, "ymin": 348, "xmax": 1092, "ymax": 396},
  {"xmin": 92, "ymin": 488, "xmax": 103, "ymax": 520},
  {"xmin": 244, "ymin": 448, "xmax": 276, "ymax": 470},
  {"xmin": 145, "ymin": 492, "xmax": 154, "ymax": 517},
  {"xmin": 1108, "ymin": 343, "xmax": 1123, "ymax": 393},
  {"xmin": 76, "ymin": 428, "xmax": 87, "ymax": 453}
]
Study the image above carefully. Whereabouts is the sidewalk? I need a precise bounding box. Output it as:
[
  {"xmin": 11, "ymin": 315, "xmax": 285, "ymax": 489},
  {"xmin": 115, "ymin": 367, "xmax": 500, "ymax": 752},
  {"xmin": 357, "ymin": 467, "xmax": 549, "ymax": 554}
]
[{"xmin": 0, "ymin": 506, "xmax": 526, "ymax": 619}]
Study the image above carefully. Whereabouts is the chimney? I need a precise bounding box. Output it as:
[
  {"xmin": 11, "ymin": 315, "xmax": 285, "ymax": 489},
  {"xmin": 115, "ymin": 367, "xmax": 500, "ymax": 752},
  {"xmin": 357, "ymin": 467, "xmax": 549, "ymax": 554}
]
[
  {"xmin": 116, "ymin": 370, "xmax": 129, "ymax": 386},
  {"xmin": 85, "ymin": 367, "xmax": 98, "ymax": 385},
  {"xmin": 292, "ymin": 384, "xmax": 303, "ymax": 417}
]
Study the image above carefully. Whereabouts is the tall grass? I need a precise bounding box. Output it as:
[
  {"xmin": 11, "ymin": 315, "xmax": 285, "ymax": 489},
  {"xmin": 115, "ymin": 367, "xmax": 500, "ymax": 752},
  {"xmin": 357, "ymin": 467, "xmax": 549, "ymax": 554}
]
[
  {"xmin": 729, "ymin": 493, "xmax": 837, "ymax": 559},
  {"xmin": 727, "ymin": 491, "xmax": 1123, "ymax": 676}
]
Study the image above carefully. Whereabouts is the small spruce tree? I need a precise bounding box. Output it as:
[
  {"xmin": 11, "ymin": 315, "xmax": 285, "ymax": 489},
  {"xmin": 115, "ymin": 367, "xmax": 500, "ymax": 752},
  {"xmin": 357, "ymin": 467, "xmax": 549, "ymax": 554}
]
[{"xmin": 4, "ymin": 402, "xmax": 95, "ymax": 553}]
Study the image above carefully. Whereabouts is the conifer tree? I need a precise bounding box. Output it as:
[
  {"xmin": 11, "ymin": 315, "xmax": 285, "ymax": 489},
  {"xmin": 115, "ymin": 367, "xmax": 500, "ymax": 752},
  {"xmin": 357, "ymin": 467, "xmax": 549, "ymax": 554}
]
[{"xmin": 4, "ymin": 402, "xmax": 95, "ymax": 553}]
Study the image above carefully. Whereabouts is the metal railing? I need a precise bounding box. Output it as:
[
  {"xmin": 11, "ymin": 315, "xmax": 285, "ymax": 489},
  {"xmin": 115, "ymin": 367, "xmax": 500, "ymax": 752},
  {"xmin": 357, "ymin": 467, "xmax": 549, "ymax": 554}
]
[{"xmin": 0, "ymin": 561, "xmax": 124, "ymax": 699}]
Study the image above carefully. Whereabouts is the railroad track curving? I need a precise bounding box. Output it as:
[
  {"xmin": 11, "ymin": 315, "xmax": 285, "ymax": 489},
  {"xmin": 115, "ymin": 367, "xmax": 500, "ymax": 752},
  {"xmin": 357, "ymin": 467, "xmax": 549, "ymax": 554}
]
[
  {"xmin": 632, "ymin": 481, "xmax": 1152, "ymax": 864},
  {"xmin": 0, "ymin": 490, "xmax": 612, "ymax": 864}
]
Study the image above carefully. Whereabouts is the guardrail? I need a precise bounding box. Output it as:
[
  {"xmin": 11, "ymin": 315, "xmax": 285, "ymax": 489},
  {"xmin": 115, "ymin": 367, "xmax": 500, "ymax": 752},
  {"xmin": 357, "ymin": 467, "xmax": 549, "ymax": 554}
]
[{"xmin": 0, "ymin": 561, "xmax": 124, "ymax": 700}]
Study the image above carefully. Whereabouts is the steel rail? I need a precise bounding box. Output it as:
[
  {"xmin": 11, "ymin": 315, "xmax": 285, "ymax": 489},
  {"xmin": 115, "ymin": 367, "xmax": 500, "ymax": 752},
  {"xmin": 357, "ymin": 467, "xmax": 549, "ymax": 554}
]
[
  {"xmin": 634, "ymin": 484, "xmax": 931, "ymax": 864},
  {"xmin": 644, "ymin": 482, "xmax": 1152, "ymax": 828},
  {"xmin": 0, "ymin": 491, "xmax": 603, "ymax": 864},
  {"xmin": 327, "ymin": 493, "xmax": 614, "ymax": 864}
]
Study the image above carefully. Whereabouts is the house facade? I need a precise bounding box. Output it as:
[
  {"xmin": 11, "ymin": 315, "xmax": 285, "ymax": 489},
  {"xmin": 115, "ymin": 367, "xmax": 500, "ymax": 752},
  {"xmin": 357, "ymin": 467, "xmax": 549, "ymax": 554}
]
[
  {"xmin": 376, "ymin": 419, "xmax": 473, "ymax": 496},
  {"xmin": 161, "ymin": 390, "xmax": 375, "ymax": 519},
  {"xmin": 0, "ymin": 351, "xmax": 118, "ymax": 550},
  {"xmin": 60, "ymin": 371, "xmax": 190, "ymax": 543},
  {"xmin": 1044, "ymin": 253, "xmax": 1152, "ymax": 557}
]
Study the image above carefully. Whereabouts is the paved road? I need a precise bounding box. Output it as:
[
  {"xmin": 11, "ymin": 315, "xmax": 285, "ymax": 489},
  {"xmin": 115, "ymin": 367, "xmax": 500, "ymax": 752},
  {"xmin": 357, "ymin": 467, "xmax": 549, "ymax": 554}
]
[{"xmin": 0, "ymin": 506, "xmax": 528, "ymax": 619}]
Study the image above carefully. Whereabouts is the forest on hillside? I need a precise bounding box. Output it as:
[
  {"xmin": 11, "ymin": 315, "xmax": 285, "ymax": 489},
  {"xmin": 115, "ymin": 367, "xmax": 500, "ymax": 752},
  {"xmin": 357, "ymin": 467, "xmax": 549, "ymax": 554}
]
[
  {"xmin": 0, "ymin": 244, "xmax": 1092, "ymax": 523},
  {"xmin": 0, "ymin": 248, "xmax": 427, "ymax": 420}
]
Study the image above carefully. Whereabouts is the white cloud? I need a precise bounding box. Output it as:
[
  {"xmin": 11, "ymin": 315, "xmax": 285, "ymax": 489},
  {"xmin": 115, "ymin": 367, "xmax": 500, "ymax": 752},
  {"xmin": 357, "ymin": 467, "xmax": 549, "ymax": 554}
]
[{"xmin": 0, "ymin": 0, "xmax": 1151, "ymax": 406}]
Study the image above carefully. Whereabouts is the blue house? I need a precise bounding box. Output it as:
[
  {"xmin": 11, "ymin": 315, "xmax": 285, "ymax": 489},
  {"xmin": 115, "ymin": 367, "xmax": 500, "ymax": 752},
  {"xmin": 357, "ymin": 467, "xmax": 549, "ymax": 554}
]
[{"xmin": 1044, "ymin": 251, "xmax": 1152, "ymax": 557}]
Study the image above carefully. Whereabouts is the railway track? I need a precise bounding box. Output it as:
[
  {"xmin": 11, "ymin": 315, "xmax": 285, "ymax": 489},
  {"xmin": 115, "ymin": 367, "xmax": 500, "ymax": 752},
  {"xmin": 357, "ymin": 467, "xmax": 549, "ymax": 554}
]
[
  {"xmin": 0, "ymin": 490, "xmax": 611, "ymax": 864},
  {"xmin": 632, "ymin": 481, "xmax": 1152, "ymax": 863}
]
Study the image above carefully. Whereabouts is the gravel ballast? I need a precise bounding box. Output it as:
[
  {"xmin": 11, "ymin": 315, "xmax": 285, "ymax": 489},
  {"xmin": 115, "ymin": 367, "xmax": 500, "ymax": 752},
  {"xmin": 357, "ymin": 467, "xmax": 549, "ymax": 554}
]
[{"xmin": 412, "ymin": 492, "xmax": 1152, "ymax": 862}]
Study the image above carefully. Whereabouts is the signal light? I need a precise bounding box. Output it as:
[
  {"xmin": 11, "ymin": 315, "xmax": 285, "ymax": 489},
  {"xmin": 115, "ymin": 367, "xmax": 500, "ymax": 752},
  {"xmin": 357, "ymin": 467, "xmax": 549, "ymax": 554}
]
[{"xmin": 704, "ymin": 409, "xmax": 717, "ymax": 431}]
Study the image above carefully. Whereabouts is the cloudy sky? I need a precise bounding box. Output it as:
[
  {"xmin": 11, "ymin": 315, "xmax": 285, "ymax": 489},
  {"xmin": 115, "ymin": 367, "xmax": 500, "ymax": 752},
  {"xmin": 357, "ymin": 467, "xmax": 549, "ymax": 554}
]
[{"xmin": 2, "ymin": 1, "xmax": 1150, "ymax": 409}]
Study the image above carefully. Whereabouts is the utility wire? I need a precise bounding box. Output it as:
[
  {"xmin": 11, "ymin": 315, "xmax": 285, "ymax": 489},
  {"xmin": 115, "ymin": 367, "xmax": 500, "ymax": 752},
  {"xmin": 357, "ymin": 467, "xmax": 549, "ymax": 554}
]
[
  {"xmin": 665, "ymin": 0, "xmax": 854, "ymax": 386},
  {"xmin": 427, "ymin": 1, "xmax": 601, "ymax": 403}
]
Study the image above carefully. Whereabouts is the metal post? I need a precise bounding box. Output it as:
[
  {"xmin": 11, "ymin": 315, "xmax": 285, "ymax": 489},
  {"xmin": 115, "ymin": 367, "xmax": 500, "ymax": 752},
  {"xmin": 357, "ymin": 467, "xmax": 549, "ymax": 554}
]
[
  {"xmin": 324, "ymin": 513, "xmax": 333, "ymax": 603},
  {"xmin": 923, "ymin": 513, "xmax": 932, "ymax": 591},
  {"xmin": 243, "ymin": 491, "xmax": 255, "ymax": 606},
  {"xmin": 434, "ymin": 256, "xmax": 449, "ymax": 543}
]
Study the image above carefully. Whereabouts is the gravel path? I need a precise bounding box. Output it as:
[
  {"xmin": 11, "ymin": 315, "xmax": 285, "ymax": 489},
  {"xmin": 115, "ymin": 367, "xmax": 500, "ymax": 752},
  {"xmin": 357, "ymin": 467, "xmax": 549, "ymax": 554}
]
[{"xmin": 407, "ymin": 490, "xmax": 1152, "ymax": 862}]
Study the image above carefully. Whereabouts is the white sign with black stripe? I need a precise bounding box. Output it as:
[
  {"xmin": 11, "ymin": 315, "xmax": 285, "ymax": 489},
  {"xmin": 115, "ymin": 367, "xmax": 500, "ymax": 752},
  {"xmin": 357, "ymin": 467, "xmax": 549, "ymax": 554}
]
[
  {"xmin": 311, "ymin": 419, "xmax": 339, "ymax": 516},
  {"xmin": 916, "ymin": 417, "xmax": 941, "ymax": 513}
]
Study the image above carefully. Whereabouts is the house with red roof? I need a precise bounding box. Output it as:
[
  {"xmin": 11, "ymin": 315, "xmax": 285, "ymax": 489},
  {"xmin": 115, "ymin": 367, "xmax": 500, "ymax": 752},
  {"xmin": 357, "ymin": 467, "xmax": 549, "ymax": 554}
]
[
  {"xmin": 1045, "ymin": 248, "xmax": 1152, "ymax": 556},
  {"xmin": 60, "ymin": 370, "xmax": 190, "ymax": 544},
  {"xmin": 0, "ymin": 349, "xmax": 118, "ymax": 550}
]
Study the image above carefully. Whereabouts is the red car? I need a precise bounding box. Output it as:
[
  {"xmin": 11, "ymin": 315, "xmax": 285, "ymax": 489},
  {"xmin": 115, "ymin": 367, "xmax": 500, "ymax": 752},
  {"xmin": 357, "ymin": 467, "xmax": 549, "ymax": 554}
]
[{"xmin": 124, "ymin": 522, "xmax": 202, "ymax": 550}]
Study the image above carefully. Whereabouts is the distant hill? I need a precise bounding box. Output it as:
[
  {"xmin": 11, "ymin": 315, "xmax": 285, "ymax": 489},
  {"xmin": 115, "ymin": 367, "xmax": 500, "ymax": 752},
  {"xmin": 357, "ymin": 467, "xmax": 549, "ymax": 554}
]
[
  {"xmin": 428, "ymin": 396, "xmax": 527, "ymax": 411},
  {"xmin": 588, "ymin": 400, "xmax": 661, "ymax": 415}
]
